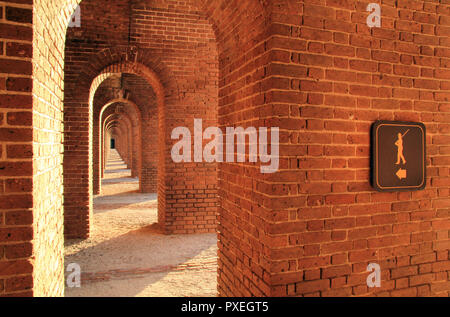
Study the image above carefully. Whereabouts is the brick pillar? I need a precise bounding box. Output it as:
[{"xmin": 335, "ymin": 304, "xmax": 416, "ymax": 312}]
[
  {"xmin": 258, "ymin": 0, "xmax": 450, "ymax": 297},
  {"xmin": 93, "ymin": 106, "xmax": 102, "ymax": 195},
  {"xmin": 131, "ymin": 120, "xmax": 141, "ymax": 179},
  {"xmin": 104, "ymin": 129, "xmax": 110, "ymax": 177},
  {"xmin": 0, "ymin": 0, "xmax": 66, "ymax": 296},
  {"xmin": 0, "ymin": 3, "xmax": 34, "ymax": 295},
  {"xmin": 63, "ymin": 99, "xmax": 92, "ymax": 239},
  {"xmin": 141, "ymin": 107, "xmax": 158, "ymax": 193}
]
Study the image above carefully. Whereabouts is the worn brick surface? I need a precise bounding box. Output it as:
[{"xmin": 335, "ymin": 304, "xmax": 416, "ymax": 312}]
[
  {"xmin": 262, "ymin": 0, "xmax": 450, "ymax": 297},
  {"xmin": 0, "ymin": 0, "xmax": 449, "ymax": 297},
  {"xmin": 0, "ymin": 0, "xmax": 70, "ymax": 297}
]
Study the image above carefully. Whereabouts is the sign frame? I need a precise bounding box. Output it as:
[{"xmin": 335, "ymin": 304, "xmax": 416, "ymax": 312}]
[{"xmin": 371, "ymin": 120, "xmax": 426, "ymax": 192}]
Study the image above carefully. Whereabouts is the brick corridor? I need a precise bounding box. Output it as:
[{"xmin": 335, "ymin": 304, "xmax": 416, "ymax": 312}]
[
  {"xmin": 64, "ymin": 150, "xmax": 218, "ymax": 297},
  {"xmin": 1, "ymin": 0, "xmax": 449, "ymax": 298}
]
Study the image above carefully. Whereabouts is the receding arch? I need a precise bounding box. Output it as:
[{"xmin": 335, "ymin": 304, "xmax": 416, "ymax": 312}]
[
  {"xmin": 98, "ymin": 98, "xmax": 143, "ymax": 193},
  {"xmin": 90, "ymin": 65, "xmax": 161, "ymax": 196},
  {"xmin": 102, "ymin": 111, "xmax": 134, "ymax": 176},
  {"xmin": 61, "ymin": 0, "xmax": 270, "ymax": 298},
  {"xmin": 64, "ymin": 59, "xmax": 166, "ymax": 238},
  {"xmin": 89, "ymin": 62, "xmax": 165, "ymax": 108}
]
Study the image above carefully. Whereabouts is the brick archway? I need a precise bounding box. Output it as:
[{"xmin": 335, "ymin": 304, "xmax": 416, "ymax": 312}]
[
  {"xmin": 64, "ymin": 45, "xmax": 181, "ymax": 238},
  {"xmin": 91, "ymin": 63, "xmax": 161, "ymax": 194},
  {"xmin": 101, "ymin": 110, "xmax": 136, "ymax": 180},
  {"xmin": 63, "ymin": 60, "xmax": 165, "ymax": 239},
  {"xmin": 98, "ymin": 98, "xmax": 143, "ymax": 192},
  {"xmin": 1, "ymin": 0, "xmax": 298, "ymax": 297},
  {"xmin": 60, "ymin": 0, "xmax": 272, "ymax": 296},
  {"xmin": 89, "ymin": 62, "xmax": 165, "ymax": 106},
  {"xmin": 104, "ymin": 117, "xmax": 127, "ymax": 157},
  {"xmin": 104, "ymin": 117, "xmax": 129, "ymax": 164}
]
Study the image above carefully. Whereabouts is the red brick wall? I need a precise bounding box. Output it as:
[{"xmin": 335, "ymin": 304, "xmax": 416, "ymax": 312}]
[
  {"xmin": 32, "ymin": 0, "xmax": 68, "ymax": 296},
  {"xmin": 1, "ymin": 0, "xmax": 449, "ymax": 298},
  {"xmin": 0, "ymin": 0, "xmax": 35, "ymax": 297},
  {"xmin": 263, "ymin": 0, "xmax": 450, "ymax": 297},
  {"xmin": 206, "ymin": 0, "xmax": 273, "ymax": 297},
  {"xmin": 0, "ymin": 0, "xmax": 70, "ymax": 297}
]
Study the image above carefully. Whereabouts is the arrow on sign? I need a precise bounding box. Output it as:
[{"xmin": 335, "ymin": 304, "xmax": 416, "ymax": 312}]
[{"xmin": 396, "ymin": 169, "xmax": 407, "ymax": 180}]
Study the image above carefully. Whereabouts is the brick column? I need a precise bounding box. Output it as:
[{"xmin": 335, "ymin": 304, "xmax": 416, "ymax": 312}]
[{"xmin": 0, "ymin": 0, "xmax": 68, "ymax": 297}]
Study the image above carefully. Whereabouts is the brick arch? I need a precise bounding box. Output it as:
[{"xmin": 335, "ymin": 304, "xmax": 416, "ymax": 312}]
[
  {"xmin": 64, "ymin": 0, "xmax": 269, "ymax": 61},
  {"xmin": 99, "ymin": 99, "xmax": 143, "ymax": 190},
  {"xmin": 88, "ymin": 60, "xmax": 165, "ymax": 106},
  {"xmin": 91, "ymin": 74, "xmax": 154, "ymax": 194},
  {"xmin": 104, "ymin": 116, "xmax": 128, "ymax": 147},
  {"xmin": 102, "ymin": 111, "xmax": 133, "ymax": 169},
  {"xmin": 67, "ymin": 0, "xmax": 271, "ymax": 296},
  {"xmin": 64, "ymin": 59, "xmax": 164, "ymax": 238},
  {"xmin": 104, "ymin": 116, "xmax": 127, "ymax": 156},
  {"xmin": 105, "ymin": 118, "xmax": 120, "ymax": 130},
  {"xmin": 104, "ymin": 115, "xmax": 119, "ymax": 129},
  {"xmin": 41, "ymin": 0, "xmax": 273, "ymax": 296},
  {"xmin": 70, "ymin": 46, "xmax": 179, "ymax": 103},
  {"xmin": 105, "ymin": 118, "xmax": 122, "ymax": 139},
  {"xmin": 104, "ymin": 116, "xmax": 126, "ymax": 157},
  {"xmin": 98, "ymin": 99, "xmax": 142, "ymax": 187},
  {"xmin": 99, "ymin": 100, "xmax": 141, "ymax": 158},
  {"xmin": 105, "ymin": 118, "xmax": 129, "ymax": 168},
  {"xmin": 91, "ymin": 64, "xmax": 160, "ymax": 194}
]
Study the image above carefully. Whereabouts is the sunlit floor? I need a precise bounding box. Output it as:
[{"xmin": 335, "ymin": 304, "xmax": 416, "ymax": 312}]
[{"xmin": 64, "ymin": 149, "xmax": 218, "ymax": 297}]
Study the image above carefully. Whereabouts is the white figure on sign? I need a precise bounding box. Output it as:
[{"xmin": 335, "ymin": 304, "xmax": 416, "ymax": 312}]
[{"xmin": 366, "ymin": 3, "xmax": 381, "ymax": 28}]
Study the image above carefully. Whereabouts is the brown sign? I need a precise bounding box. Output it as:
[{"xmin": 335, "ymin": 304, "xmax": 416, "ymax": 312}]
[{"xmin": 371, "ymin": 121, "xmax": 426, "ymax": 192}]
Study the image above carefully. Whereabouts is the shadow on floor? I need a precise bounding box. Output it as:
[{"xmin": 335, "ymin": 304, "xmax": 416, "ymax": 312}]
[
  {"xmin": 64, "ymin": 149, "xmax": 218, "ymax": 297},
  {"xmin": 65, "ymin": 223, "xmax": 217, "ymax": 297}
]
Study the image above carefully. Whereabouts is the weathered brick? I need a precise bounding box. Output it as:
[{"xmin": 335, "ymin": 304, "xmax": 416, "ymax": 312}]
[
  {"xmin": 6, "ymin": 42, "xmax": 32, "ymax": 58},
  {"xmin": 5, "ymin": 7, "xmax": 32, "ymax": 23},
  {"xmin": 1, "ymin": 0, "xmax": 450, "ymax": 299}
]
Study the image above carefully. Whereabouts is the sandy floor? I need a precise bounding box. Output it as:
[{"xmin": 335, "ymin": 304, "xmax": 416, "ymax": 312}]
[{"xmin": 64, "ymin": 150, "xmax": 218, "ymax": 297}]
